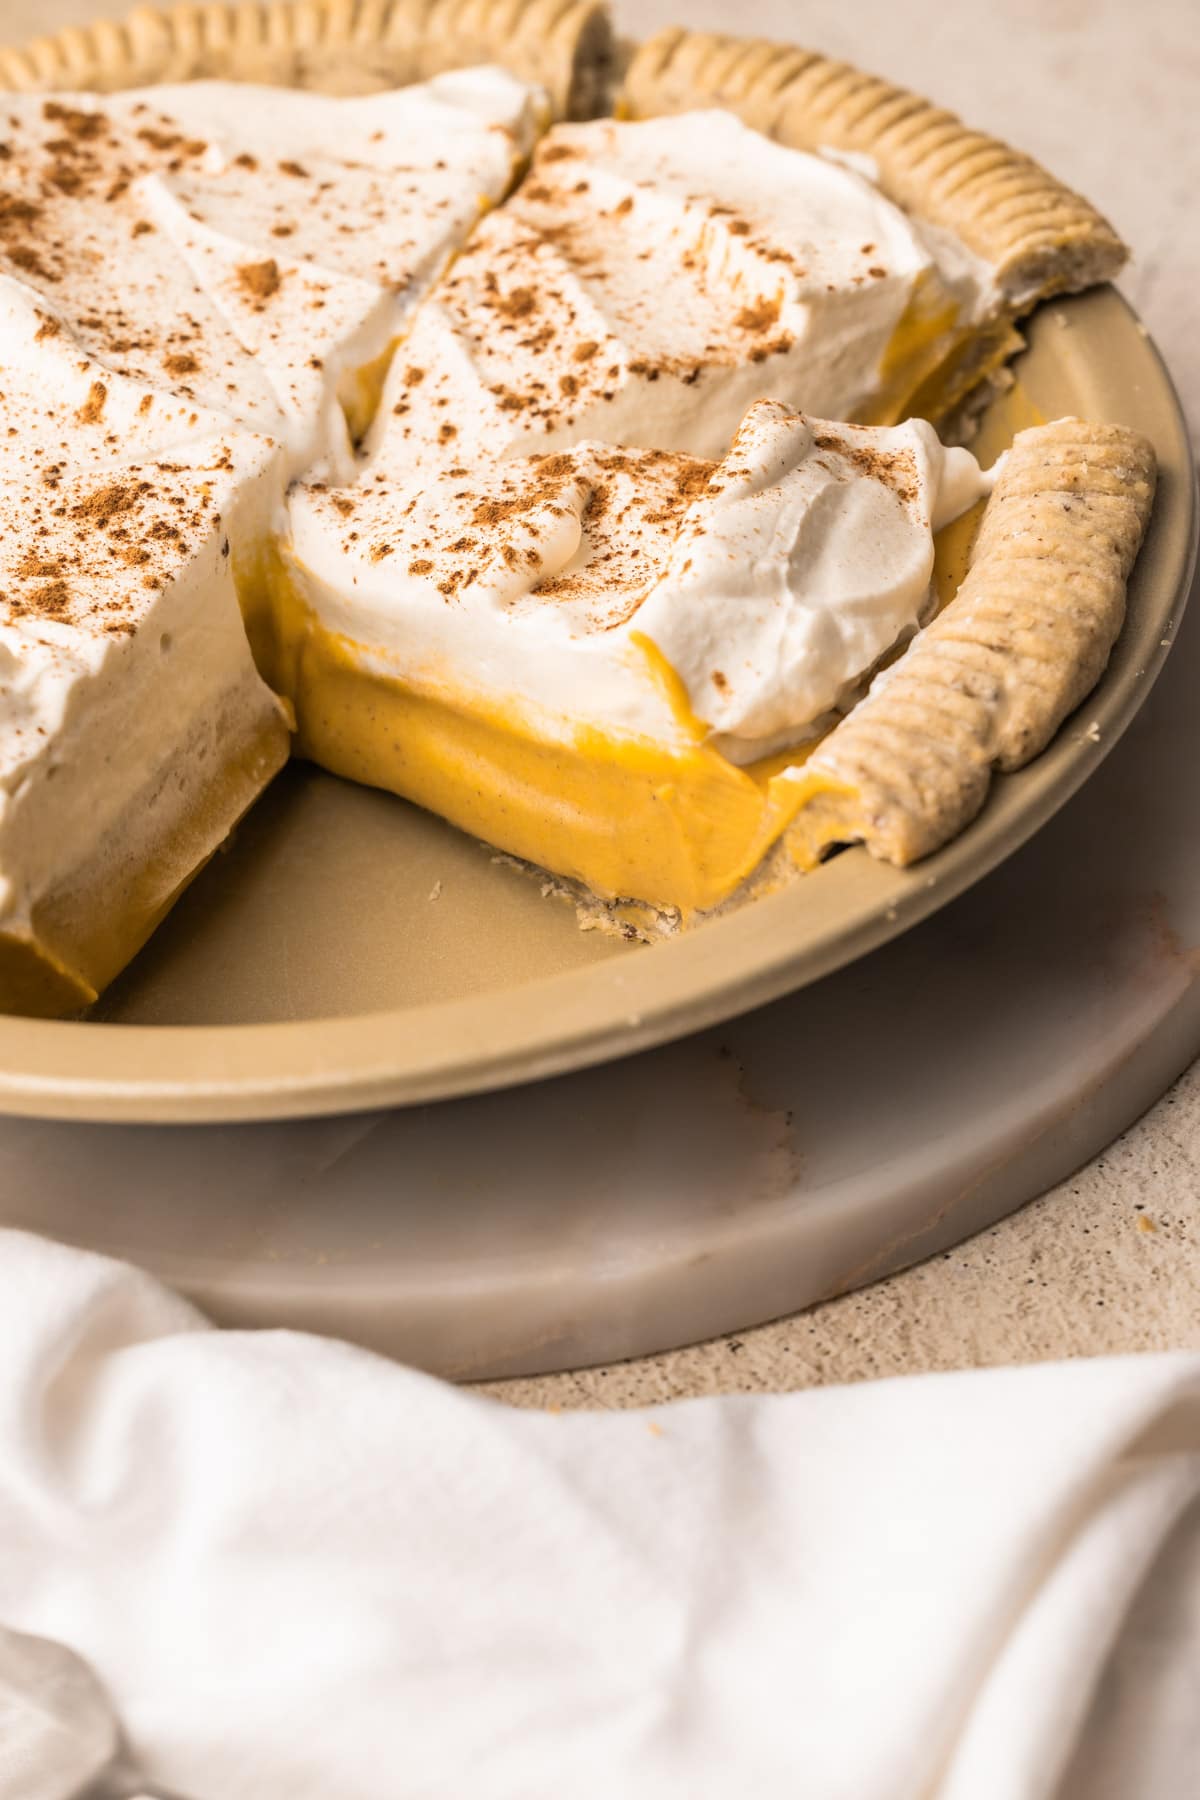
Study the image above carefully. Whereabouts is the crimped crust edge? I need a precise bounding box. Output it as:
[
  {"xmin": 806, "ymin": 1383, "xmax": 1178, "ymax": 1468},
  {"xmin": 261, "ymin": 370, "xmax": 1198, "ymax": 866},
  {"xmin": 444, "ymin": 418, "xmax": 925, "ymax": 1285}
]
[{"xmin": 0, "ymin": 0, "xmax": 618, "ymax": 118}]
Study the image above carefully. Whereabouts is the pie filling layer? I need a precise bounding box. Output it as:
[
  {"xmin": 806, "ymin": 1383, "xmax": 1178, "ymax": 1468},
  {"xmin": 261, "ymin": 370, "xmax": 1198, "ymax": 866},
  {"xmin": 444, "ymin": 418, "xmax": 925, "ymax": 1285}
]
[{"xmin": 268, "ymin": 604, "xmax": 818, "ymax": 916}]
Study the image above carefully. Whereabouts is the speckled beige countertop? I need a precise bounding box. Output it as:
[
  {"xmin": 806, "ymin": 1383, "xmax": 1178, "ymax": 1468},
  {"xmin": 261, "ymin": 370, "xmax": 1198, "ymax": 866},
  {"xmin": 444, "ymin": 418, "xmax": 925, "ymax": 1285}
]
[{"xmin": 5, "ymin": 0, "xmax": 1198, "ymax": 1405}]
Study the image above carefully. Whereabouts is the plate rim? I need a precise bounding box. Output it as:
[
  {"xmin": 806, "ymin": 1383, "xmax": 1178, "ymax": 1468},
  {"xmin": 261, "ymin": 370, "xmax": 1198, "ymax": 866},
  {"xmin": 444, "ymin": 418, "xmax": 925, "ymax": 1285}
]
[{"xmin": 1, "ymin": 286, "xmax": 1195, "ymax": 1122}]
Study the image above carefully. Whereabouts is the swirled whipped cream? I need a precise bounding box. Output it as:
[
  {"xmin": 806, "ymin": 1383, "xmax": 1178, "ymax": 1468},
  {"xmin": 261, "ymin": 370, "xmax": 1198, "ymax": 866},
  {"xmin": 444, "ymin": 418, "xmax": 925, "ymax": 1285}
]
[
  {"xmin": 366, "ymin": 109, "xmax": 990, "ymax": 484},
  {"xmin": 0, "ymin": 71, "xmax": 542, "ymax": 477},
  {"xmin": 288, "ymin": 399, "xmax": 990, "ymax": 762}
]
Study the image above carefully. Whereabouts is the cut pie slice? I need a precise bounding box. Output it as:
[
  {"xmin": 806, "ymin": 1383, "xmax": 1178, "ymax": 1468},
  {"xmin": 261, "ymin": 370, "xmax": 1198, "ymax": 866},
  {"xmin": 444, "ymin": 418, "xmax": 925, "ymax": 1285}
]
[
  {"xmin": 622, "ymin": 28, "xmax": 1127, "ymax": 431},
  {"xmin": 368, "ymin": 107, "xmax": 976, "ymax": 482},
  {"xmin": 276, "ymin": 399, "xmax": 991, "ymax": 916},
  {"xmin": 0, "ymin": 280, "xmax": 290, "ymax": 1016},
  {"xmin": 275, "ymin": 408, "xmax": 1156, "ymax": 928}
]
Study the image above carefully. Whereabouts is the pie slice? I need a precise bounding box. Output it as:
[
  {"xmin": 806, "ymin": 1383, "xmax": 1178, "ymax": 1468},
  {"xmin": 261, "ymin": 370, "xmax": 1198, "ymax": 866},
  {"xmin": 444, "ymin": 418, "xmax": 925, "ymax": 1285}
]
[
  {"xmin": 0, "ymin": 279, "xmax": 289, "ymax": 1016},
  {"xmin": 278, "ymin": 399, "xmax": 1155, "ymax": 927},
  {"xmin": 367, "ymin": 107, "xmax": 977, "ymax": 483},
  {"xmin": 622, "ymin": 28, "xmax": 1127, "ymax": 432},
  {"xmin": 0, "ymin": 71, "xmax": 542, "ymax": 477},
  {"xmin": 278, "ymin": 399, "xmax": 991, "ymax": 916}
]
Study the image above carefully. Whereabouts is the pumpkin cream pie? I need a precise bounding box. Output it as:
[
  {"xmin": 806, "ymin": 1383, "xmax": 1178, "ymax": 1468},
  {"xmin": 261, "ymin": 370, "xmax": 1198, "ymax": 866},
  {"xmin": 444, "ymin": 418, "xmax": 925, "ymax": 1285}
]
[
  {"xmin": 620, "ymin": 26, "xmax": 1128, "ymax": 432},
  {"xmin": 0, "ymin": 0, "xmax": 1159, "ymax": 1012}
]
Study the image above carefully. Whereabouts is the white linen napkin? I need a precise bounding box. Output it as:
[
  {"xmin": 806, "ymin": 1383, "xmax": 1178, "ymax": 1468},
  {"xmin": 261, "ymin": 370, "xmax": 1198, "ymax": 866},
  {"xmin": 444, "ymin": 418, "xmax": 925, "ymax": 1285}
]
[{"xmin": 0, "ymin": 1227, "xmax": 1197, "ymax": 1800}]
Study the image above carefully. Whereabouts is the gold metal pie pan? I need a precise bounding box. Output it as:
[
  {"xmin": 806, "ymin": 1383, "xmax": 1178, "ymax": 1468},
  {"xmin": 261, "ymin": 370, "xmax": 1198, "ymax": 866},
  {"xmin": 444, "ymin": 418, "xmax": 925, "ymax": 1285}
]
[{"xmin": 0, "ymin": 286, "xmax": 1194, "ymax": 1122}]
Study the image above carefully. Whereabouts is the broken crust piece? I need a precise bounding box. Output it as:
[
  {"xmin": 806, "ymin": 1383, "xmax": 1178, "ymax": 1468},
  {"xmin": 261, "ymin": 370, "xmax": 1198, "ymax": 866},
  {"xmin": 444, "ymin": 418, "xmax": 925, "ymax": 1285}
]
[
  {"xmin": 784, "ymin": 419, "xmax": 1157, "ymax": 871},
  {"xmin": 0, "ymin": 0, "xmax": 617, "ymax": 119}
]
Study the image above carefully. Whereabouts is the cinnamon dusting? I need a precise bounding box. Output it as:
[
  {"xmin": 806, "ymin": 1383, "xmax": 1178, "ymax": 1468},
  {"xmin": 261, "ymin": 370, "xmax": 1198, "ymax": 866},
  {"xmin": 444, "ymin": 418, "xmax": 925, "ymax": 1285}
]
[
  {"xmin": 813, "ymin": 431, "xmax": 919, "ymax": 504},
  {"xmin": 235, "ymin": 258, "xmax": 282, "ymax": 304},
  {"xmin": 74, "ymin": 380, "xmax": 107, "ymax": 425}
]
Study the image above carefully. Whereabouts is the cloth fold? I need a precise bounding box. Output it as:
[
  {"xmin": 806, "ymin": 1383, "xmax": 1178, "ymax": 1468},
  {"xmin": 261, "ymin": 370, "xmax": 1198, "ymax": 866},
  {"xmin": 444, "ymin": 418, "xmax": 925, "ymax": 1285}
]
[{"xmin": 0, "ymin": 1227, "xmax": 1197, "ymax": 1800}]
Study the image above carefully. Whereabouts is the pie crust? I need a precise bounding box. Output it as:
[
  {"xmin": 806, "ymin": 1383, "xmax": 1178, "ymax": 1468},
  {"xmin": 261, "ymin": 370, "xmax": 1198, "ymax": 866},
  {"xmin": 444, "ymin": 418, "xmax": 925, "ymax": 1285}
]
[
  {"xmin": 0, "ymin": 3, "xmax": 1161, "ymax": 975},
  {"xmin": 0, "ymin": 0, "xmax": 617, "ymax": 119}
]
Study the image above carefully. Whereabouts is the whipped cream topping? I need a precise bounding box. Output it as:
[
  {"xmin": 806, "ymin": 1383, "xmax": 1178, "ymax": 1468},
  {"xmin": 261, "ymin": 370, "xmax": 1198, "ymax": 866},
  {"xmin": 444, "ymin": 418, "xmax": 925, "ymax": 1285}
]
[
  {"xmin": 365, "ymin": 109, "xmax": 987, "ymax": 484},
  {"xmin": 0, "ymin": 73, "xmax": 540, "ymax": 476},
  {"xmin": 287, "ymin": 400, "xmax": 989, "ymax": 761},
  {"xmin": 288, "ymin": 440, "xmax": 713, "ymax": 742},
  {"xmin": 637, "ymin": 401, "xmax": 990, "ymax": 758}
]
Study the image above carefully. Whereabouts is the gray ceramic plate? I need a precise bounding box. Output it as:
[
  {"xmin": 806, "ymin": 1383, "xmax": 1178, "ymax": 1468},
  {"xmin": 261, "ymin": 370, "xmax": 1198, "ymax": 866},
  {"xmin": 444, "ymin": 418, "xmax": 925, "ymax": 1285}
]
[{"xmin": 0, "ymin": 286, "xmax": 1194, "ymax": 1122}]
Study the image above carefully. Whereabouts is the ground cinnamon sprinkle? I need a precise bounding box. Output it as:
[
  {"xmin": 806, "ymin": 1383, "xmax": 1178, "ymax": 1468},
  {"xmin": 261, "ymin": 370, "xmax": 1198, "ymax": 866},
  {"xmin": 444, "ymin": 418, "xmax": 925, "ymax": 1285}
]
[
  {"xmin": 0, "ymin": 195, "xmax": 41, "ymax": 228},
  {"xmin": 41, "ymin": 101, "xmax": 105, "ymax": 142},
  {"xmin": 8, "ymin": 245, "xmax": 58, "ymax": 283},
  {"xmin": 236, "ymin": 259, "xmax": 282, "ymax": 303},
  {"xmin": 735, "ymin": 295, "xmax": 782, "ymax": 333},
  {"xmin": 2, "ymin": 454, "xmax": 224, "ymax": 634},
  {"xmin": 47, "ymin": 161, "xmax": 86, "ymax": 195},
  {"xmin": 813, "ymin": 431, "xmax": 919, "ymax": 503},
  {"xmin": 29, "ymin": 579, "xmax": 70, "ymax": 614},
  {"xmin": 70, "ymin": 479, "xmax": 146, "ymax": 527},
  {"xmin": 75, "ymin": 381, "xmax": 107, "ymax": 425},
  {"xmin": 17, "ymin": 548, "xmax": 63, "ymax": 579},
  {"xmin": 495, "ymin": 286, "xmax": 537, "ymax": 321}
]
